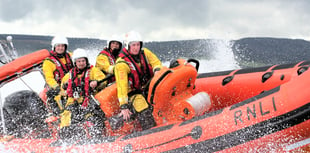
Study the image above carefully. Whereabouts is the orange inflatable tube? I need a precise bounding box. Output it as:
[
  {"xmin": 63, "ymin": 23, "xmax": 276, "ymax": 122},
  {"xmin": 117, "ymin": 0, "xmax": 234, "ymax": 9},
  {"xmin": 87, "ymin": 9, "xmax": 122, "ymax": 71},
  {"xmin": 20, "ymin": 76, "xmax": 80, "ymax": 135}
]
[
  {"xmin": 0, "ymin": 49, "xmax": 50, "ymax": 84},
  {"xmin": 95, "ymin": 83, "xmax": 119, "ymax": 118},
  {"xmin": 194, "ymin": 61, "xmax": 309, "ymax": 111}
]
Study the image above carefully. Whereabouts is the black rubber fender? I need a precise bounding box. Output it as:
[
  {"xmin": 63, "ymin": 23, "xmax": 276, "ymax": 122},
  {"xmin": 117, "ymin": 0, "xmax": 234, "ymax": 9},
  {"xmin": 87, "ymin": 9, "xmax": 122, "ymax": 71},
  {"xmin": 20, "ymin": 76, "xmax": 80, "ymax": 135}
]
[{"xmin": 2, "ymin": 90, "xmax": 49, "ymax": 138}]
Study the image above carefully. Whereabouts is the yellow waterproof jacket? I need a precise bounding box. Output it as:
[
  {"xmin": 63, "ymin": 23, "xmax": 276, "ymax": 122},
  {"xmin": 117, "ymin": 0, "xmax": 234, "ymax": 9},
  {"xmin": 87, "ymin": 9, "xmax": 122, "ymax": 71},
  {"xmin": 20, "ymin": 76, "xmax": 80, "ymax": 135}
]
[
  {"xmin": 42, "ymin": 52, "xmax": 72, "ymax": 89},
  {"xmin": 61, "ymin": 66, "xmax": 106, "ymax": 107},
  {"xmin": 95, "ymin": 49, "xmax": 115, "ymax": 74},
  {"xmin": 114, "ymin": 48, "xmax": 162, "ymax": 106}
]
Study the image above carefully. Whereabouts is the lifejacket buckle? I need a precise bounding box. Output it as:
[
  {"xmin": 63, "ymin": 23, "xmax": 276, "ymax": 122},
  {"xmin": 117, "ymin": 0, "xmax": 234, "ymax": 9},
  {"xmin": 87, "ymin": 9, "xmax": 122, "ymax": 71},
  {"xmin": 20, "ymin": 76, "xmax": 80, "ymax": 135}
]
[{"xmin": 73, "ymin": 91, "xmax": 79, "ymax": 98}]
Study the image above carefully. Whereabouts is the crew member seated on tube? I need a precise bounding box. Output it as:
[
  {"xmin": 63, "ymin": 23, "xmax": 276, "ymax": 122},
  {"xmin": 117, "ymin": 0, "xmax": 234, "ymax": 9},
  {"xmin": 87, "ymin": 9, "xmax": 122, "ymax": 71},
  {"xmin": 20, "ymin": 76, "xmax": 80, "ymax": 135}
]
[
  {"xmin": 95, "ymin": 34, "xmax": 123, "ymax": 85},
  {"xmin": 59, "ymin": 48, "xmax": 107, "ymax": 140},
  {"xmin": 114, "ymin": 31, "xmax": 162, "ymax": 130},
  {"xmin": 42, "ymin": 36, "xmax": 73, "ymax": 115}
]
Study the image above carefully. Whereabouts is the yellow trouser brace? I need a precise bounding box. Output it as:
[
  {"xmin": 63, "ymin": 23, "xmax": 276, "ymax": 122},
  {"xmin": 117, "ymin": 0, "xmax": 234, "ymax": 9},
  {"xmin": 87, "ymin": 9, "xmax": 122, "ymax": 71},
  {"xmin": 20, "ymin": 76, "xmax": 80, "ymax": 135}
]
[
  {"xmin": 54, "ymin": 95, "xmax": 64, "ymax": 111},
  {"xmin": 60, "ymin": 110, "xmax": 71, "ymax": 128}
]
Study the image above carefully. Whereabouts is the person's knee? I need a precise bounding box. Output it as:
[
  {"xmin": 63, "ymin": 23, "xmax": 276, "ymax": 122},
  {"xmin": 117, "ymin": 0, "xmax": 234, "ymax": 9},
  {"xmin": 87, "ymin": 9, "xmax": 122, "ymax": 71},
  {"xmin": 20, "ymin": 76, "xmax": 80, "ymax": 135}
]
[{"xmin": 131, "ymin": 94, "xmax": 149, "ymax": 113}]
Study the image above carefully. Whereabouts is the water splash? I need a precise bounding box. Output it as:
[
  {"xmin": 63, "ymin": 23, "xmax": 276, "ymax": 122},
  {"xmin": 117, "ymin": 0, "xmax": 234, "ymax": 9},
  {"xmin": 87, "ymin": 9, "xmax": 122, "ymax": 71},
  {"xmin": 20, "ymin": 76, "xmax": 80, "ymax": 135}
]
[
  {"xmin": 86, "ymin": 39, "xmax": 240, "ymax": 74},
  {"xmin": 198, "ymin": 39, "xmax": 240, "ymax": 73}
]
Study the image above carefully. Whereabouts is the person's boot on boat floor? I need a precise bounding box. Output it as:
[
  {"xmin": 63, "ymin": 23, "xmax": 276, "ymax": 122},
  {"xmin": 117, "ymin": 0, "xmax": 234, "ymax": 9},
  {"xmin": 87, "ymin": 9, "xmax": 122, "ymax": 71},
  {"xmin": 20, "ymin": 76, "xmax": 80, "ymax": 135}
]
[
  {"xmin": 136, "ymin": 108, "xmax": 156, "ymax": 130},
  {"xmin": 117, "ymin": 94, "xmax": 156, "ymax": 131},
  {"xmin": 130, "ymin": 94, "xmax": 156, "ymax": 130}
]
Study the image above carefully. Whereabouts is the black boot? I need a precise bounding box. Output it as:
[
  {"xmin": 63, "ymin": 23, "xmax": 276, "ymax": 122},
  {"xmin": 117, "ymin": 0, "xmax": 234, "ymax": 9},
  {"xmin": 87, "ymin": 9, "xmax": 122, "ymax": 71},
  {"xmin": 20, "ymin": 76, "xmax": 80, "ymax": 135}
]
[{"xmin": 137, "ymin": 108, "xmax": 156, "ymax": 130}]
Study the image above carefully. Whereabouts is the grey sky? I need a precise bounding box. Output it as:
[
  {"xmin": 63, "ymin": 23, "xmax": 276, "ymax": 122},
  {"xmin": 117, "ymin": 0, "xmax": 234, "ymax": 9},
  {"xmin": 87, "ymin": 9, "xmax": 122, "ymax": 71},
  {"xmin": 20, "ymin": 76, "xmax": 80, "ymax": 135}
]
[{"xmin": 0, "ymin": 0, "xmax": 310, "ymax": 41}]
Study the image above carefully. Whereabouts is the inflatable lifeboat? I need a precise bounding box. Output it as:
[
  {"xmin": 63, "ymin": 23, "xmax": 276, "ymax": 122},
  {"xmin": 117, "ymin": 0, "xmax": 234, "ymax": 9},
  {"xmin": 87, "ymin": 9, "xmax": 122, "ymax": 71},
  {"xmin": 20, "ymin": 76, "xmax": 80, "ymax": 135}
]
[{"xmin": 0, "ymin": 49, "xmax": 309, "ymax": 152}]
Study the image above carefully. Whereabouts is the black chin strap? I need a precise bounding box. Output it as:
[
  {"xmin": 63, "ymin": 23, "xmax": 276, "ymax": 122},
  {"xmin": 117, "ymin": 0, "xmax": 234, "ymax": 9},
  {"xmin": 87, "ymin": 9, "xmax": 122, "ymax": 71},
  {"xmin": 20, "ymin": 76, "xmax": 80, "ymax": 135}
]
[
  {"xmin": 132, "ymin": 54, "xmax": 140, "ymax": 63},
  {"xmin": 112, "ymin": 48, "xmax": 121, "ymax": 58},
  {"xmin": 56, "ymin": 53, "xmax": 65, "ymax": 58}
]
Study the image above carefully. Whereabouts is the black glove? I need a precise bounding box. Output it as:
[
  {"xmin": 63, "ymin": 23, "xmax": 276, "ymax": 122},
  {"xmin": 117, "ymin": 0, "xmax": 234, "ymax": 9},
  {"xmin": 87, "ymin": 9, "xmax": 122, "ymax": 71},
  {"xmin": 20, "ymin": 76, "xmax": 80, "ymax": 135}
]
[
  {"xmin": 109, "ymin": 114, "xmax": 124, "ymax": 130},
  {"xmin": 46, "ymin": 86, "xmax": 60, "ymax": 98},
  {"xmin": 120, "ymin": 104, "xmax": 130, "ymax": 110}
]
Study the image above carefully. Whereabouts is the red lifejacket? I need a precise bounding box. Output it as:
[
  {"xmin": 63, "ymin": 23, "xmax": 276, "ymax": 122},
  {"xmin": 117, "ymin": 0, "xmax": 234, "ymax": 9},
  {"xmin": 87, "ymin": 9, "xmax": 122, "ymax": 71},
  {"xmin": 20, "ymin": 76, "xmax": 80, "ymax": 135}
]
[
  {"xmin": 66, "ymin": 66, "xmax": 92, "ymax": 107},
  {"xmin": 99, "ymin": 47, "xmax": 116, "ymax": 83},
  {"xmin": 99, "ymin": 47, "xmax": 116, "ymax": 65},
  {"xmin": 118, "ymin": 48, "xmax": 154, "ymax": 90},
  {"xmin": 48, "ymin": 50, "xmax": 73, "ymax": 84}
]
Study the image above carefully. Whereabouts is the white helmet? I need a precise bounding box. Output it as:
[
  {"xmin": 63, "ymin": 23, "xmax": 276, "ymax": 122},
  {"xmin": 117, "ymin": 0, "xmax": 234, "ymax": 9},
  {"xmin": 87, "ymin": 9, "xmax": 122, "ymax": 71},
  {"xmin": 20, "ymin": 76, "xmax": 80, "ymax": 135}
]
[
  {"xmin": 51, "ymin": 35, "xmax": 68, "ymax": 50},
  {"xmin": 72, "ymin": 48, "xmax": 88, "ymax": 62},
  {"xmin": 107, "ymin": 34, "xmax": 123, "ymax": 49},
  {"xmin": 124, "ymin": 31, "xmax": 143, "ymax": 50}
]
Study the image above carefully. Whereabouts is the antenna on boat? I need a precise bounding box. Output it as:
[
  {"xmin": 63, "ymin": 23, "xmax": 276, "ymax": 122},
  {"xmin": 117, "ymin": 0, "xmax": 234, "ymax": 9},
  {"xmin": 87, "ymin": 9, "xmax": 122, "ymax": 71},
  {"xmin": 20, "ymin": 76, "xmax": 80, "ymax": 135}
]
[
  {"xmin": 6, "ymin": 36, "xmax": 18, "ymax": 60},
  {"xmin": 0, "ymin": 35, "xmax": 18, "ymax": 64},
  {"xmin": 0, "ymin": 40, "xmax": 10, "ymax": 64}
]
